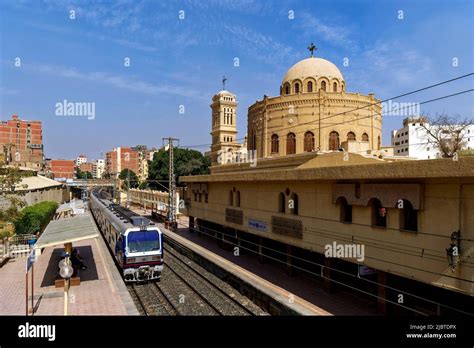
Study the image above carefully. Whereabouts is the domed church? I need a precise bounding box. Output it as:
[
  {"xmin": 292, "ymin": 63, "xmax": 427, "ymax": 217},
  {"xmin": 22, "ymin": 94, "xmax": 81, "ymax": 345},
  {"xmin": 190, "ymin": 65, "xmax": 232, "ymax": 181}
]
[{"xmin": 210, "ymin": 45, "xmax": 382, "ymax": 164}]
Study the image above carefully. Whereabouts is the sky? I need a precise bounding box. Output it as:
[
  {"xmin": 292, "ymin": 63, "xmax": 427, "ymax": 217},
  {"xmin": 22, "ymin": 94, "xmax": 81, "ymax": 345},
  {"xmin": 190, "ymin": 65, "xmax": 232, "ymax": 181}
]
[{"xmin": 0, "ymin": 0, "xmax": 473, "ymax": 160}]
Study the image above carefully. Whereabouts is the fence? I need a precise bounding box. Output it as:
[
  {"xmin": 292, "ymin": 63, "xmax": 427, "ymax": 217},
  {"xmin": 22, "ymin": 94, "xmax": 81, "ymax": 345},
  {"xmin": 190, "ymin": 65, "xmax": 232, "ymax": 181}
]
[{"xmin": 2, "ymin": 234, "xmax": 36, "ymax": 258}]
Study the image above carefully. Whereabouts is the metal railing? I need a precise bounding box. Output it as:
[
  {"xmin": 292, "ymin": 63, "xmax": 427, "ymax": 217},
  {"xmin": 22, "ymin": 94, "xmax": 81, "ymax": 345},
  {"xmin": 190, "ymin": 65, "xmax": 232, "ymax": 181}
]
[{"xmin": 3, "ymin": 234, "xmax": 36, "ymax": 258}]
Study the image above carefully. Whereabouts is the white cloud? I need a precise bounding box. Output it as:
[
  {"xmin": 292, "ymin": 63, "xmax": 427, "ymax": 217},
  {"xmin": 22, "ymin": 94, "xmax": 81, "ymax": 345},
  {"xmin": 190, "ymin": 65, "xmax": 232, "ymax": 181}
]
[
  {"xmin": 27, "ymin": 63, "xmax": 205, "ymax": 100},
  {"xmin": 344, "ymin": 40, "xmax": 435, "ymax": 96},
  {"xmin": 297, "ymin": 13, "xmax": 355, "ymax": 49},
  {"xmin": 223, "ymin": 25, "xmax": 299, "ymax": 66}
]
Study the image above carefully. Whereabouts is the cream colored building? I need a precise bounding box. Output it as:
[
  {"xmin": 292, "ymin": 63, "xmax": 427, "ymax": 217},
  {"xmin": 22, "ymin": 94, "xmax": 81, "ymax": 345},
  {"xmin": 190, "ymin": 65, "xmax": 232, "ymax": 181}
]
[
  {"xmin": 247, "ymin": 57, "xmax": 382, "ymax": 159},
  {"xmin": 181, "ymin": 54, "xmax": 474, "ymax": 315},
  {"xmin": 0, "ymin": 174, "xmax": 66, "ymax": 210}
]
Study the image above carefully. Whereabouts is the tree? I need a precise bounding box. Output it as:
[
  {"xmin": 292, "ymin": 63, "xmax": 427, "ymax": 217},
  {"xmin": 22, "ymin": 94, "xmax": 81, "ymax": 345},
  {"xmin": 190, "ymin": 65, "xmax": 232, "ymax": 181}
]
[
  {"xmin": 419, "ymin": 114, "xmax": 473, "ymax": 158},
  {"xmin": 0, "ymin": 162, "xmax": 28, "ymax": 226},
  {"xmin": 147, "ymin": 148, "xmax": 211, "ymax": 189},
  {"xmin": 75, "ymin": 167, "xmax": 93, "ymax": 179},
  {"xmin": 119, "ymin": 169, "xmax": 139, "ymax": 190}
]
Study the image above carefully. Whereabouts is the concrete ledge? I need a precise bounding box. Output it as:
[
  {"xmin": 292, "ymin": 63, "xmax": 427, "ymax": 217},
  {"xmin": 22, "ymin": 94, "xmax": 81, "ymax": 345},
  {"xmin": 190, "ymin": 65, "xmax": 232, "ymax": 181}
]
[
  {"xmin": 94, "ymin": 234, "xmax": 140, "ymax": 316},
  {"xmin": 162, "ymin": 229, "xmax": 332, "ymax": 316}
]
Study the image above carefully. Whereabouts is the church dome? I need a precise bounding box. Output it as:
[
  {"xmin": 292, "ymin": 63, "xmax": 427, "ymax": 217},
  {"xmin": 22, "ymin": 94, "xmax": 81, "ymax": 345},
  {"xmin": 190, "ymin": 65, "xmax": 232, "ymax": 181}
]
[{"xmin": 282, "ymin": 57, "xmax": 344, "ymax": 85}]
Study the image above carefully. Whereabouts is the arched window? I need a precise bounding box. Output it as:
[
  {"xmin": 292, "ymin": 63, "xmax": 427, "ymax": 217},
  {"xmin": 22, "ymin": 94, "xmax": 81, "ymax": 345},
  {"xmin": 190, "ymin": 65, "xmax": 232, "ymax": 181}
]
[
  {"xmin": 285, "ymin": 84, "xmax": 290, "ymax": 95},
  {"xmin": 286, "ymin": 133, "xmax": 296, "ymax": 155},
  {"xmin": 342, "ymin": 82, "xmax": 345, "ymax": 91},
  {"xmin": 271, "ymin": 134, "xmax": 279, "ymax": 154},
  {"xmin": 229, "ymin": 190, "xmax": 233, "ymax": 206},
  {"xmin": 337, "ymin": 197, "xmax": 352, "ymax": 223},
  {"xmin": 304, "ymin": 131, "xmax": 315, "ymax": 152},
  {"xmin": 321, "ymin": 81, "xmax": 327, "ymax": 92},
  {"xmin": 399, "ymin": 200, "xmax": 417, "ymax": 232},
  {"xmin": 294, "ymin": 83, "xmax": 300, "ymax": 94},
  {"xmin": 377, "ymin": 136, "xmax": 381, "ymax": 150},
  {"xmin": 362, "ymin": 133, "xmax": 369, "ymax": 141},
  {"xmin": 236, "ymin": 191, "xmax": 241, "ymax": 208},
  {"xmin": 333, "ymin": 82, "xmax": 338, "ymax": 92},
  {"xmin": 278, "ymin": 192, "xmax": 285, "ymax": 213},
  {"xmin": 329, "ymin": 131, "xmax": 340, "ymax": 150},
  {"xmin": 307, "ymin": 81, "xmax": 313, "ymax": 93},
  {"xmin": 290, "ymin": 193, "xmax": 299, "ymax": 215},
  {"xmin": 347, "ymin": 132, "xmax": 356, "ymax": 141},
  {"xmin": 370, "ymin": 198, "xmax": 386, "ymax": 228}
]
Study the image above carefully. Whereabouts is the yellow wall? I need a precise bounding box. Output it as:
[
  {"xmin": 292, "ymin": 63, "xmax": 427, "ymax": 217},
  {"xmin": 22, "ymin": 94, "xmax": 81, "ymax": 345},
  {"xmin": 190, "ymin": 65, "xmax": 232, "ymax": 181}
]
[{"xmin": 187, "ymin": 178, "xmax": 473, "ymax": 296}]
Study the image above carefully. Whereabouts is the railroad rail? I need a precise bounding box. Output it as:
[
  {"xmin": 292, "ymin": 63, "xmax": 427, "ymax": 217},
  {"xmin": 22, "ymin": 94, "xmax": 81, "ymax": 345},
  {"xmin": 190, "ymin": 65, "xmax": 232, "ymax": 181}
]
[{"xmin": 128, "ymin": 244, "xmax": 266, "ymax": 316}]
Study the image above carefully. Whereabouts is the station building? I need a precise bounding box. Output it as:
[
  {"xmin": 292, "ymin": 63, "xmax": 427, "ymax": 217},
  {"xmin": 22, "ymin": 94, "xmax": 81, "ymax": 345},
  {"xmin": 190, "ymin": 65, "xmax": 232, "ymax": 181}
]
[{"xmin": 181, "ymin": 54, "xmax": 474, "ymax": 315}]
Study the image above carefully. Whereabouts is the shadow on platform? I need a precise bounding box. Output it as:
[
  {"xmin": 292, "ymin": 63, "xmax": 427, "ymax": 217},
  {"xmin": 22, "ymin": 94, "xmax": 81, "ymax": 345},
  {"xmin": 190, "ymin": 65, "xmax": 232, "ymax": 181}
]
[{"xmin": 40, "ymin": 245, "xmax": 99, "ymax": 287}]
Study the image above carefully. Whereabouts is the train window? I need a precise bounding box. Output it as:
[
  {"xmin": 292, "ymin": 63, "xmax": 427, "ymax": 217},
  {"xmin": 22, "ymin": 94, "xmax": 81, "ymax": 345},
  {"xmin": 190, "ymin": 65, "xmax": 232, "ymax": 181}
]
[{"xmin": 127, "ymin": 230, "xmax": 160, "ymax": 253}]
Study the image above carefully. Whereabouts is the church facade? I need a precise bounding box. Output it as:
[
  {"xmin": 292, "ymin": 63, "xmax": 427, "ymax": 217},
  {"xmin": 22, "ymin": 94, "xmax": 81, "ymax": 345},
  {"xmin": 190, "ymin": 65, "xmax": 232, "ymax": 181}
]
[{"xmin": 181, "ymin": 52, "xmax": 474, "ymax": 315}]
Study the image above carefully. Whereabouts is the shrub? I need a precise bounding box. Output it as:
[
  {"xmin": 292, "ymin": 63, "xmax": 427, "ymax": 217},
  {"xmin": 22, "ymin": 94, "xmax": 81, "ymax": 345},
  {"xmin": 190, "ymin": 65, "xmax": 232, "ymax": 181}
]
[{"xmin": 14, "ymin": 201, "xmax": 58, "ymax": 235}]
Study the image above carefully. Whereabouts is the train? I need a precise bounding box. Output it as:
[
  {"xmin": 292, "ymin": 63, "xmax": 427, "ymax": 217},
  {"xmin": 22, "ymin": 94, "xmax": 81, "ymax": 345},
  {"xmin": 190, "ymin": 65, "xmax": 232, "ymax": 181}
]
[{"xmin": 90, "ymin": 188, "xmax": 164, "ymax": 282}]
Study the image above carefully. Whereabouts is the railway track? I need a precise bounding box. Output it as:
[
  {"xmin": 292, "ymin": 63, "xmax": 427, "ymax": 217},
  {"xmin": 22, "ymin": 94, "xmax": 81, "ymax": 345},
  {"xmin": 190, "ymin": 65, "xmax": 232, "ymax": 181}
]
[
  {"xmin": 164, "ymin": 245, "xmax": 257, "ymax": 315},
  {"xmin": 127, "ymin": 244, "xmax": 266, "ymax": 316}
]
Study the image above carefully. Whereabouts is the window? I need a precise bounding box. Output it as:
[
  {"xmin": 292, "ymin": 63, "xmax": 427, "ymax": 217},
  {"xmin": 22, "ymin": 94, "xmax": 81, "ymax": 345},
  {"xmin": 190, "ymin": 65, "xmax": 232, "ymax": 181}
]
[
  {"xmin": 289, "ymin": 193, "xmax": 298, "ymax": 215},
  {"xmin": 362, "ymin": 133, "xmax": 369, "ymax": 141},
  {"xmin": 329, "ymin": 131, "xmax": 340, "ymax": 150},
  {"xmin": 278, "ymin": 192, "xmax": 285, "ymax": 213},
  {"xmin": 333, "ymin": 82, "xmax": 337, "ymax": 92},
  {"xmin": 271, "ymin": 134, "xmax": 279, "ymax": 154},
  {"xmin": 370, "ymin": 198, "xmax": 387, "ymax": 228},
  {"xmin": 307, "ymin": 81, "xmax": 313, "ymax": 92},
  {"xmin": 320, "ymin": 81, "xmax": 327, "ymax": 91},
  {"xmin": 194, "ymin": 193, "xmax": 198, "ymax": 201},
  {"xmin": 285, "ymin": 85, "xmax": 290, "ymax": 95},
  {"xmin": 229, "ymin": 190, "xmax": 233, "ymax": 206},
  {"xmin": 399, "ymin": 200, "xmax": 417, "ymax": 232},
  {"xmin": 198, "ymin": 194, "xmax": 202, "ymax": 202},
  {"xmin": 204, "ymin": 194, "xmax": 208, "ymax": 203},
  {"xmin": 337, "ymin": 197, "xmax": 352, "ymax": 223},
  {"xmin": 377, "ymin": 136, "xmax": 381, "ymax": 150},
  {"xmin": 127, "ymin": 231, "xmax": 160, "ymax": 252},
  {"xmin": 286, "ymin": 133, "xmax": 296, "ymax": 155},
  {"xmin": 347, "ymin": 132, "xmax": 356, "ymax": 141},
  {"xmin": 304, "ymin": 131, "xmax": 315, "ymax": 152},
  {"xmin": 294, "ymin": 83, "xmax": 300, "ymax": 93},
  {"xmin": 236, "ymin": 191, "xmax": 241, "ymax": 207}
]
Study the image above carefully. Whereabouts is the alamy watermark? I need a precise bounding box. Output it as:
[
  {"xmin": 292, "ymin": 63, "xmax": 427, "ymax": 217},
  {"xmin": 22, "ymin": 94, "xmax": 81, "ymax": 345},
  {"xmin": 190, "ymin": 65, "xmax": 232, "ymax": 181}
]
[
  {"xmin": 55, "ymin": 99, "xmax": 95, "ymax": 120},
  {"xmin": 382, "ymin": 100, "xmax": 420, "ymax": 117},
  {"xmin": 325, "ymin": 241, "xmax": 365, "ymax": 262},
  {"xmin": 217, "ymin": 149, "xmax": 257, "ymax": 167}
]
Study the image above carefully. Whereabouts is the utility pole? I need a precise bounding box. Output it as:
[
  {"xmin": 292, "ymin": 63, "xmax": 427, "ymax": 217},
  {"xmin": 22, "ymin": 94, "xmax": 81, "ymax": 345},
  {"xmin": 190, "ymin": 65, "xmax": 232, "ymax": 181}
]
[
  {"xmin": 162, "ymin": 137, "xmax": 179, "ymax": 231},
  {"xmin": 126, "ymin": 167, "xmax": 130, "ymax": 208}
]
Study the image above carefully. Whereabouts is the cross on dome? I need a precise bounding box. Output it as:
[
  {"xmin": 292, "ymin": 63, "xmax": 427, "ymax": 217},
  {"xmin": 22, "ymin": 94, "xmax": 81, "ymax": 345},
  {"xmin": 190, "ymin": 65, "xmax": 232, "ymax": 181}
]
[{"xmin": 307, "ymin": 42, "xmax": 317, "ymax": 57}]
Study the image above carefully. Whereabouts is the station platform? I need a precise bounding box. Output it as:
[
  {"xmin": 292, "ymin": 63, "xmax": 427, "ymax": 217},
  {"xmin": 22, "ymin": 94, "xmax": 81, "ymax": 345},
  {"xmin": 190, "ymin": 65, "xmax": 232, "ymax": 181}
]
[
  {"xmin": 131, "ymin": 207, "xmax": 374, "ymax": 315},
  {"xmin": 0, "ymin": 232, "xmax": 138, "ymax": 316}
]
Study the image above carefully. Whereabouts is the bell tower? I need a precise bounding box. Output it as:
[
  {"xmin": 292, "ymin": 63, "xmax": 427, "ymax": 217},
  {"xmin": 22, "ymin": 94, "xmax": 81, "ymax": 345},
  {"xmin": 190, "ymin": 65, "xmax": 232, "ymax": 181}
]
[{"xmin": 210, "ymin": 88, "xmax": 240, "ymax": 165}]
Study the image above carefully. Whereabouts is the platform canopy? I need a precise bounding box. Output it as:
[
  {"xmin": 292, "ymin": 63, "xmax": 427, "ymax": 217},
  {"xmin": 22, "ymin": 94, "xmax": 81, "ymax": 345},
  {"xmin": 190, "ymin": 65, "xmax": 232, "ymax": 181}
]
[{"xmin": 34, "ymin": 212, "xmax": 99, "ymax": 249}]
